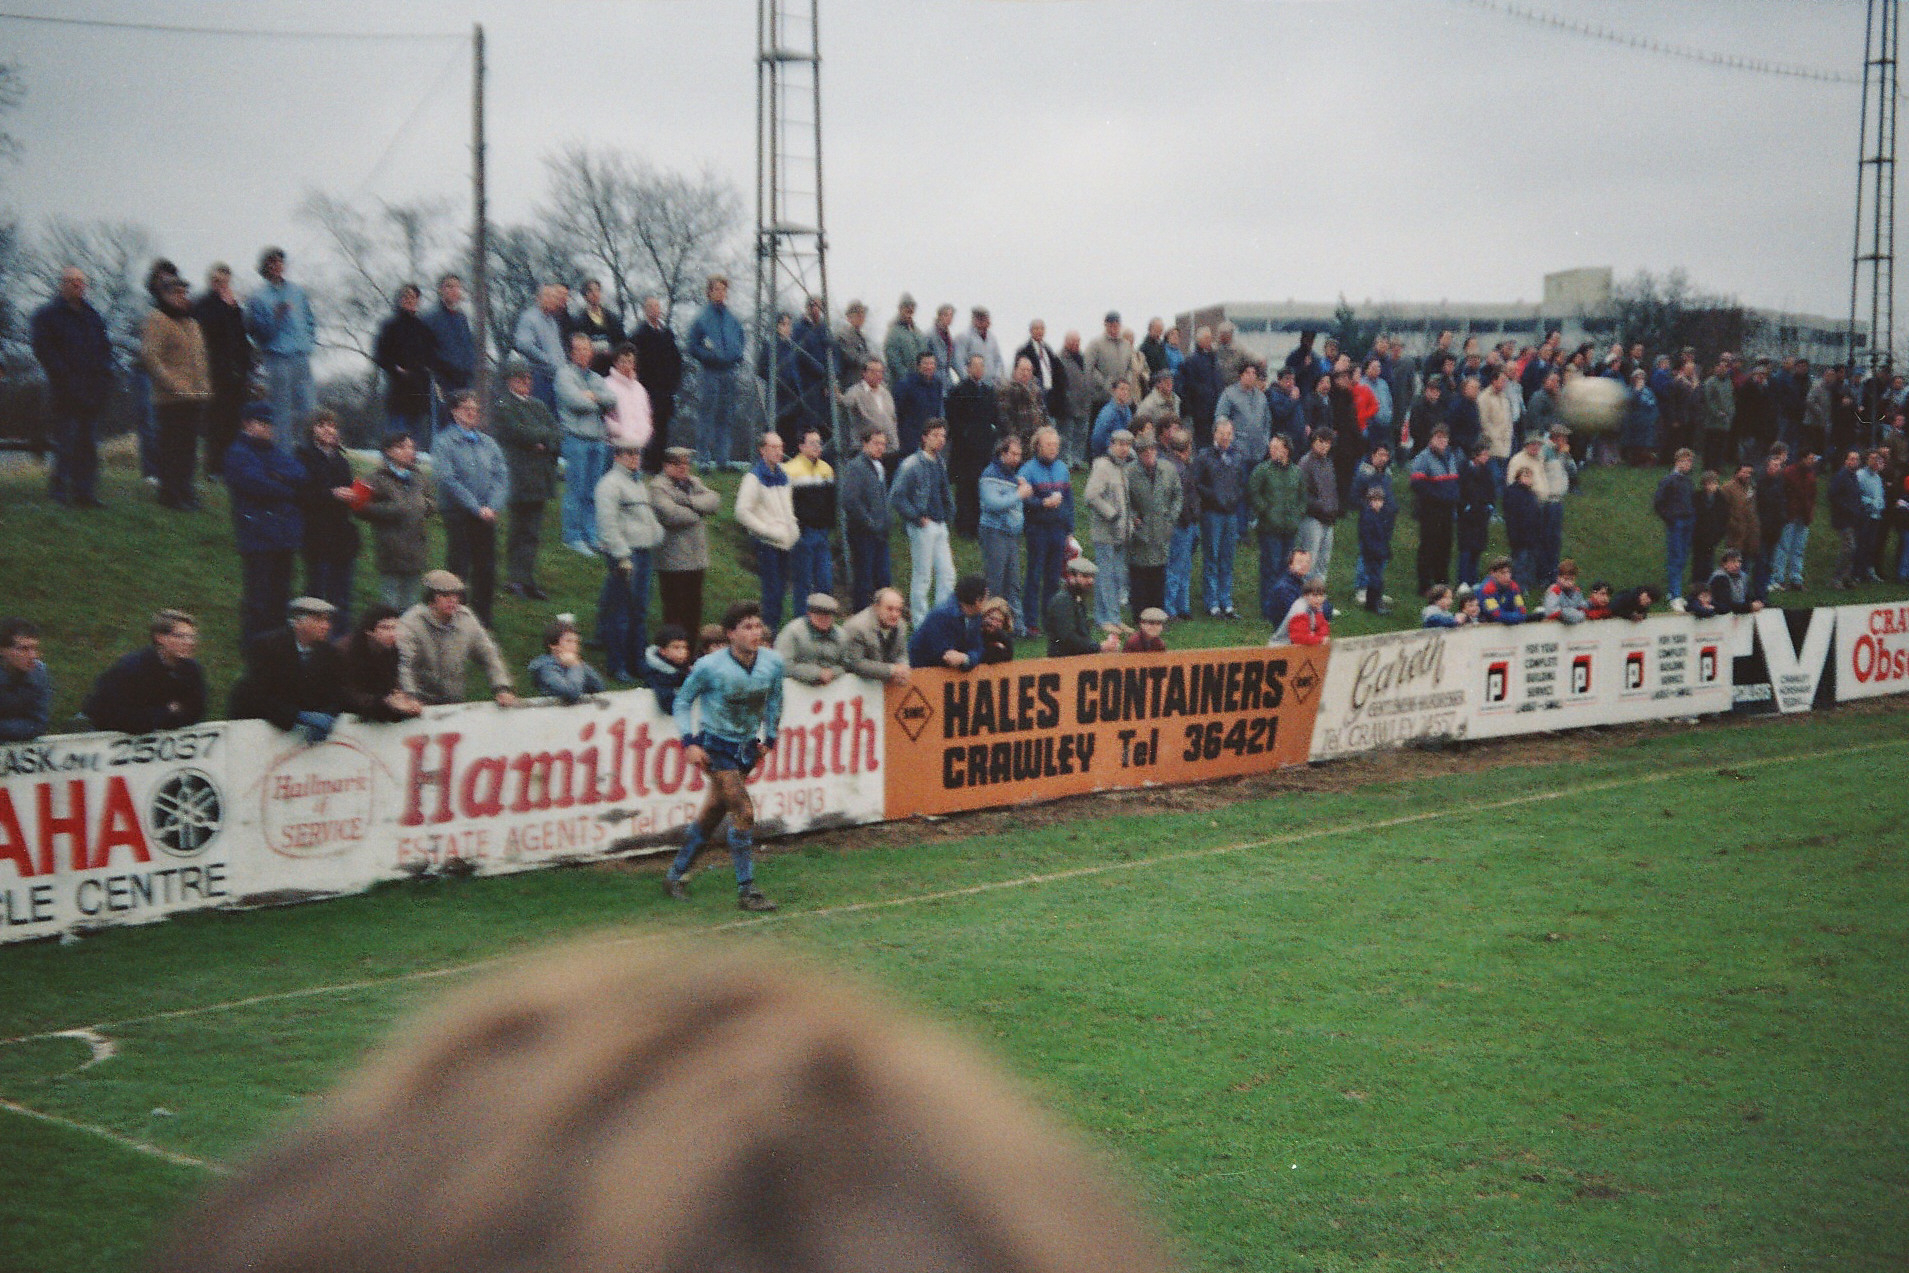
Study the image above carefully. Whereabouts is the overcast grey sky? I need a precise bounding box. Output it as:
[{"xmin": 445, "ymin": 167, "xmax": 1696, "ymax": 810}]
[{"xmin": 0, "ymin": 0, "xmax": 1876, "ymax": 341}]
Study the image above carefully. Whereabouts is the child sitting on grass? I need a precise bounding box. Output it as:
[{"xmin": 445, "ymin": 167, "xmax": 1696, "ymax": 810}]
[{"xmin": 1585, "ymin": 581, "xmax": 1613, "ymax": 620}]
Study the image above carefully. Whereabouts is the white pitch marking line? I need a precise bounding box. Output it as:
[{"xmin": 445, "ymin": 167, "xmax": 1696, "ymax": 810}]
[
  {"xmin": 0, "ymin": 1097, "xmax": 226, "ymax": 1173},
  {"xmin": 53, "ymin": 1028, "xmax": 116, "ymax": 1070},
  {"xmin": 2, "ymin": 734, "xmax": 1901, "ymax": 1052}
]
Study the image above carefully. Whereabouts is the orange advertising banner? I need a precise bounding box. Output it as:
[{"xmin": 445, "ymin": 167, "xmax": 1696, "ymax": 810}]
[{"xmin": 884, "ymin": 644, "xmax": 1328, "ymax": 818}]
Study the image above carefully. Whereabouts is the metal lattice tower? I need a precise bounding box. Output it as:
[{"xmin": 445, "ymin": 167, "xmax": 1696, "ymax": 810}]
[
  {"xmin": 754, "ymin": 0, "xmax": 834, "ymax": 447},
  {"xmin": 1850, "ymin": 0, "xmax": 1899, "ymax": 431}
]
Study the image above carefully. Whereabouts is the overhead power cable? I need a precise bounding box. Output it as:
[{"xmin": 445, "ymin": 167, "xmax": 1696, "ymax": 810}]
[
  {"xmin": 1455, "ymin": 0, "xmax": 1867, "ymax": 89},
  {"xmin": 0, "ymin": 10, "xmax": 459, "ymax": 41},
  {"xmin": 350, "ymin": 43, "xmax": 467, "ymax": 198}
]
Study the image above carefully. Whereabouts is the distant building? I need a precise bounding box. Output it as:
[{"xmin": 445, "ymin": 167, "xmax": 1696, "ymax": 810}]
[{"xmin": 1178, "ymin": 268, "xmax": 1865, "ymax": 371}]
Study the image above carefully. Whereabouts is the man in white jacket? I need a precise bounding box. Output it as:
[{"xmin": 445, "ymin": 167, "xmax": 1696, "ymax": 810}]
[{"xmin": 734, "ymin": 431, "xmax": 803, "ymax": 628}]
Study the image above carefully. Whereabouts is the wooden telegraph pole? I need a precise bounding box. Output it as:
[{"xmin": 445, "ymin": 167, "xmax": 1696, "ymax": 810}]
[{"xmin": 471, "ymin": 23, "xmax": 490, "ymax": 423}]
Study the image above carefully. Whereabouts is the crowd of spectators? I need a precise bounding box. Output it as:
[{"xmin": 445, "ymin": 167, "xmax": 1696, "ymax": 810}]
[{"xmin": 14, "ymin": 262, "xmax": 1909, "ymax": 747}]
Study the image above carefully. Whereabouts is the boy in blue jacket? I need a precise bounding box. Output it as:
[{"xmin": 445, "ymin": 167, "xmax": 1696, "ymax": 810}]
[{"xmin": 1357, "ymin": 484, "xmax": 1396, "ymax": 613}]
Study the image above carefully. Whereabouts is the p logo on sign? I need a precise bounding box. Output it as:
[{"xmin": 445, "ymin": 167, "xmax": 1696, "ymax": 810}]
[
  {"xmin": 1571, "ymin": 654, "xmax": 1592, "ymax": 696},
  {"xmin": 1485, "ymin": 661, "xmax": 1508, "ymax": 703},
  {"xmin": 1624, "ymin": 651, "xmax": 1645, "ymax": 691},
  {"xmin": 1699, "ymin": 645, "xmax": 1718, "ymax": 683}
]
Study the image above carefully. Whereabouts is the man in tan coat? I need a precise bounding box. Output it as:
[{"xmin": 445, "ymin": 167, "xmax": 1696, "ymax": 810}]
[
  {"xmin": 651, "ymin": 446, "xmax": 723, "ymax": 635},
  {"xmin": 396, "ymin": 571, "xmax": 517, "ymax": 706},
  {"xmin": 1719, "ymin": 463, "xmax": 1762, "ymax": 558},
  {"xmin": 840, "ymin": 588, "xmax": 911, "ymax": 686},
  {"xmin": 143, "ymin": 273, "xmax": 211, "ymax": 510}
]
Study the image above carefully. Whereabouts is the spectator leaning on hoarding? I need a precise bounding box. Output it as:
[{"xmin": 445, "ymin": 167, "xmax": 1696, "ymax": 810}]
[
  {"xmin": 84, "ymin": 610, "xmax": 207, "ymax": 735},
  {"xmin": 642, "ymin": 624, "xmax": 693, "ymax": 711},
  {"xmin": 909, "ymin": 574, "xmax": 988, "ymax": 670},
  {"xmin": 842, "ymin": 589, "xmax": 912, "ymax": 686},
  {"xmin": 528, "ymin": 619, "xmax": 607, "ymax": 705},
  {"xmin": 341, "ymin": 605, "xmax": 424, "ymax": 723},
  {"xmin": 1047, "ymin": 559, "xmax": 1122, "ymax": 657},
  {"xmin": 228, "ymin": 597, "xmax": 348, "ymax": 742},
  {"xmin": 776, "ymin": 593, "xmax": 853, "ymax": 686},
  {"xmin": 0, "ymin": 619, "xmax": 52, "ymax": 742},
  {"xmin": 396, "ymin": 571, "xmax": 517, "ymax": 708}
]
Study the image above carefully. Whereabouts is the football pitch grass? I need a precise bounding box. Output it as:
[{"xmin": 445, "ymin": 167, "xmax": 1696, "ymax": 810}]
[{"xmin": 2, "ymin": 705, "xmax": 1906, "ymax": 1272}]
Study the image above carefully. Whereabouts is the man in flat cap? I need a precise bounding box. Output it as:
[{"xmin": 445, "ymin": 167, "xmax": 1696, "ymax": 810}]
[
  {"xmin": 397, "ymin": 571, "xmax": 517, "ymax": 707},
  {"xmin": 1046, "ymin": 557, "xmax": 1122, "ymax": 656},
  {"xmin": 774, "ymin": 592, "xmax": 852, "ymax": 686},
  {"xmin": 229, "ymin": 597, "xmax": 348, "ymax": 742}
]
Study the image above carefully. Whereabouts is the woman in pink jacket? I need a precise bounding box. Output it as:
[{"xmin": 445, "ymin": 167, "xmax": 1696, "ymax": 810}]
[{"xmin": 603, "ymin": 342, "xmax": 653, "ymax": 453}]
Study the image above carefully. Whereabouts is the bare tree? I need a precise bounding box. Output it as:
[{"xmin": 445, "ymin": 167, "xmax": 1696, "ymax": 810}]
[
  {"xmin": 633, "ymin": 165, "xmax": 746, "ymax": 326},
  {"xmin": 1613, "ymin": 269, "xmax": 1764, "ymax": 369},
  {"xmin": 538, "ymin": 145, "xmax": 745, "ymax": 328},
  {"xmin": 0, "ymin": 215, "xmax": 24, "ymax": 355},
  {"xmin": 539, "ymin": 145, "xmax": 642, "ymax": 318},
  {"xmin": 0, "ymin": 61, "xmax": 23, "ymax": 172},
  {"xmin": 296, "ymin": 191, "xmax": 457, "ymax": 361}
]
